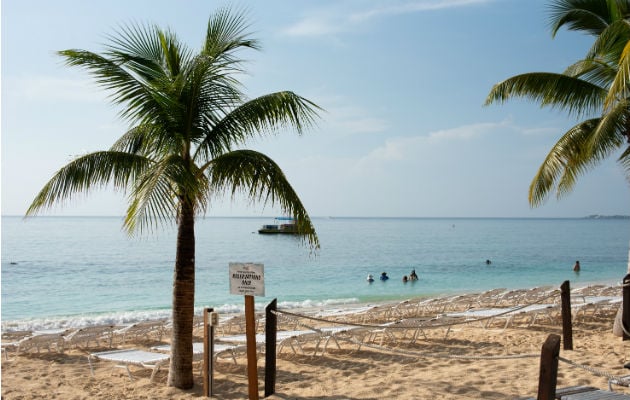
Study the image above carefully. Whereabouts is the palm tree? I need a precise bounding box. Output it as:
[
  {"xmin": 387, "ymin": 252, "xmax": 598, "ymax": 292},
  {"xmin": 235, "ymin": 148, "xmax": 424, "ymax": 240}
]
[
  {"xmin": 485, "ymin": 0, "xmax": 630, "ymax": 206},
  {"xmin": 26, "ymin": 8, "xmax": 321, "ymax": 389}
]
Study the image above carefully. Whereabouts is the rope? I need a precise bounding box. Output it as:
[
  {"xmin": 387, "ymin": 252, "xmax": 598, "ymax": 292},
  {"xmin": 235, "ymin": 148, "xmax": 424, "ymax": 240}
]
[
  {"xmin": 558, "ymin": 356, "xmax": 628, "ymax": 384},
  {"xmin": 273, "ymin": 289, "xmax": 561, "ymax": 331},
  {"xmin": 346, "ymin": 336, "xmax": 539, "ymax": 361}
]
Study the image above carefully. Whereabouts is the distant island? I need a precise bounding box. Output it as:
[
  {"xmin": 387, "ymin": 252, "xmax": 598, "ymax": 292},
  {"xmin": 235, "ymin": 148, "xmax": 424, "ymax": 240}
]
[{"xmin": 583, "ymin": 214, "xmax": 630, "ymax": 219}]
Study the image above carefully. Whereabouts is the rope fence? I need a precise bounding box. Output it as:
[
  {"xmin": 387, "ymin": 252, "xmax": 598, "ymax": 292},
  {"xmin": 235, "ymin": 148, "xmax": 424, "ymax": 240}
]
[{"xmin": 273, "ymin": 288, "xmax": 561, "ymax": 331}]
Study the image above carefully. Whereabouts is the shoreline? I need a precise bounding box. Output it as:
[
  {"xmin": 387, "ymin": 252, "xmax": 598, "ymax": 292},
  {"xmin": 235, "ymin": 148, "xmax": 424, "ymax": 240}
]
[
  {"xmin": 2, "ymin": 278, "xmax": 622, "ymax": 333},
  {"xmin": 2, "ymin": 282, "xmax": 628, "ymax": 399}
]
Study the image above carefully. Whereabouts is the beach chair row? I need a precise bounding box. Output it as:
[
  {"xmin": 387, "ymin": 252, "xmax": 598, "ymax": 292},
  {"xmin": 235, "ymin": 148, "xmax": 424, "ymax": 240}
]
[{"xmin": 1, "ymin": 319, "xmax": 170, "ymax": 358}]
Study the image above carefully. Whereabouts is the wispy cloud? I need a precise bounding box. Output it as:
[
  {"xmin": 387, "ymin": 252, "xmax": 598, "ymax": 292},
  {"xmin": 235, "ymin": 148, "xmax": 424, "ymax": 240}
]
[
  {"xmin": 282, "ymin": 0, "xmax": 494, "ymax": 37},
  {"xmin": 316, "ymin": 94, "xmax": 389, "ymax": 135},
  {"xmin": 426, "ymin": 120, "xmax": 510, "ymax": 142},
  {"xmin": 4, "ymin": 75, "xmax": 107, "ymax": 103},
  {"xmin": 363, "ymin": 119, "xmax": 513, "ymax": 162},
  {"xmin": 350, "ymin": 0, "xmax": 494, "ymax": 23}
]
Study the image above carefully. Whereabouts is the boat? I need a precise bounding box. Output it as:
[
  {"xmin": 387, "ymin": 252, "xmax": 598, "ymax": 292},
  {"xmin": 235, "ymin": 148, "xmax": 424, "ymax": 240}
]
[{"xmin": 258, "ymin": 217, "xmax": 298, "ymax": 234}]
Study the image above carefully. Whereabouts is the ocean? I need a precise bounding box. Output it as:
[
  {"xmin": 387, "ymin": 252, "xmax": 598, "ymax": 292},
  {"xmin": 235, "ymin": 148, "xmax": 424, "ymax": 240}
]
[{"xmin": 2, "ymin": 216, "xmax": 629, "ymax": 331}]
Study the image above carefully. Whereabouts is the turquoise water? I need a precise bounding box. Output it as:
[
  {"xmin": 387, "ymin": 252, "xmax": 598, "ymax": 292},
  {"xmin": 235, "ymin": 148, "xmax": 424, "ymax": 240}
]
[{"xmin": 2, "ymin": 216, "xmax": 629, "ymax": 330}]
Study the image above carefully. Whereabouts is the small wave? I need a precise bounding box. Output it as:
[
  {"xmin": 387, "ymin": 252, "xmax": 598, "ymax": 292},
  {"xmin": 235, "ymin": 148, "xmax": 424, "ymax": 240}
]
[{"xmin": 1, "ymin": 298, "xmax": 362, "ymax": 332}]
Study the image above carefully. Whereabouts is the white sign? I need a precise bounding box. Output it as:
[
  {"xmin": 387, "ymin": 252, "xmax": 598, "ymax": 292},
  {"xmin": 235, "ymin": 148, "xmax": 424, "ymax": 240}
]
[{"xmin": 229, "ymin": 263, "xmax": 265, "ymax": 296}]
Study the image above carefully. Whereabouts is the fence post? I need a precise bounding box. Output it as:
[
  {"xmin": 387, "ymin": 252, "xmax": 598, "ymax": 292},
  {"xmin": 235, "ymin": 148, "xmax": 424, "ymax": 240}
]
[
  {"xmin": 560, "ymin": 281, "xmax": 573, "ymax": 350},
  {"xmin": 623, "ymin": 274, "xmax": 630, "ymax": 341},
  {"xmin": 203, "ymin": 307, "xmax": 214, "ymax": 398},
  {"xmin": 537, "ymin": 334, "xmax": 560, "ymax": 400},
  {"xmin": 264, "ymin": 299, "xmax": 278, "ymax": 397}
]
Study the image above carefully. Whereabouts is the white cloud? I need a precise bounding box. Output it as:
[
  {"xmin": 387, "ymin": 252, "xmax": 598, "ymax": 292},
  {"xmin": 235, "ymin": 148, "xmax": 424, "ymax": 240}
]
[
  {"xmin": 315, "ymin": 94, "xmax": 389, "ymax": 135},
  {"xmin": 350, "ymin": 0, "xmax": 494, "ymax": 23},
  {"xmin": 426, "ymin": 120, "xmax": 510, "ymax": 142},
  {"xmin": 282, "ymin": 0, "xmax": 494, "ymax": 37},
  {"xmin": 3, "ymin": 75, "xmax": 107, "ymax": 103}
]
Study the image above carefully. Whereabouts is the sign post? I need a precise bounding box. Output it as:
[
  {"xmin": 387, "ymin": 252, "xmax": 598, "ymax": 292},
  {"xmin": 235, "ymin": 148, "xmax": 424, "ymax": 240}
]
[{"xmin": 229, "ymin": 262, "xmax": 265, "ymax": 400}]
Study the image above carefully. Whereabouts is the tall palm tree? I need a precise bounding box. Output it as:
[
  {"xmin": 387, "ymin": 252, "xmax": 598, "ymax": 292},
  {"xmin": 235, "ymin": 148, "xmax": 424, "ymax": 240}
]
[
  {"xmin": 485, "ymin": 0, "xmax": 630, "ymax": 206},
  {"xmin": 26, "ymin": 8, "xmax": 321, "ymax": 389}
]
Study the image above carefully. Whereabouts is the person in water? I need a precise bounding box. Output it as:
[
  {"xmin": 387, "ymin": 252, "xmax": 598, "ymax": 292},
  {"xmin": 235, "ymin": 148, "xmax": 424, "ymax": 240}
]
[
  {"xmin": 486, "ymin": 259, "xmax": 492, "ymax": 265},
  {"xmin": 573, "ymin": 260, "xmax": 580, "ymax": 272},
  {"xmin": 380, "ymin": 272, "xmax": 389, "ymax": 281},
  {"xmin": 409, "ymin": 269, "xmax": 418, "ymax": 281},
  {"xmin": 402, "ymin": 275, "xmax": 408, "ymax": 283},
  {"xmin": 367, "ymin": 274, "xmax": 375, "ymax": 283}
]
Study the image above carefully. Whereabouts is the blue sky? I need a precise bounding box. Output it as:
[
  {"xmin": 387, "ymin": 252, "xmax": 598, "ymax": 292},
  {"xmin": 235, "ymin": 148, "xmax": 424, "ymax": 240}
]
[{"xmin": 2, "ymin": 0, "xmax": 629, "ymax": 218}]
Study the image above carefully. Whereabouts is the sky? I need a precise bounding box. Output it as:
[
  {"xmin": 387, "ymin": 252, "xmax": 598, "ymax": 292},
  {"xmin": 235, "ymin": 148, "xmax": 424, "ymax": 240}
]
[{"xmin": 2, "ymin": 0, "xmax": 630, "ymax": 218}]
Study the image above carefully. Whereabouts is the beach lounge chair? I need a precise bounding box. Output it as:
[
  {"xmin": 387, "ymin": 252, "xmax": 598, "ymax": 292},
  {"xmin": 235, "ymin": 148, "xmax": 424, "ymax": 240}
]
[
  {"xmin": 218, "ymin": 330, "xmax": 315, "ymax": 355},
  {"xmin": 151, "ymin": 342, "xmax": 244, "ymax": 365},
  {"xmin": 114, "ymin": 319, "xmax": 167, "ymax": 344},
  {"xmin": 64, "ymin": 324, "xmax": 116, "ymax": 349},
  {"xmin": 484, "ymin": 304, "xmax": 558, "ymax": 329},
  {"xmin": 87, "ymin": 349, "xmax": 170, "ymax": 382},
  {"xmin": 17, "ymin": 332, "xmax": 66, "ymax": 354},
  {"xmin": 2, "ymin": 330, "xmax": 32, "ymax": 360}
]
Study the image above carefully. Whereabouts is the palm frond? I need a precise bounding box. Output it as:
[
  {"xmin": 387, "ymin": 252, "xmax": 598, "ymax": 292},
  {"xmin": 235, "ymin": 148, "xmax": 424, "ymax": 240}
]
[
  {"xmin": 589, "ymin": 98, "xmax": 630, "ymax": 159},
  {"xmin": 207, "ymin": 150, "xmax": 319, "ymax": 249},
  {"xmin": 605, "ymin": 39, "xmax": 630, "ymax": 108},
  {"xmin": 485, "ymin": 72, "xmax": 606, "ymax": 117},
  {"xmin": 203, "ymin": 7, "xmax": 260, "ymax": 64},
  {"xmin": 529, "ymin": 118, "xmax": 600, "ymax": 206},
  {"xmin": 195, "ymin": 91, "xmax": 322, "ymax": 162},
  {"xmin": 547, "ymin": 0, "xmax": 624, "ymax": 37},
  {"xmin": 586, "ymin": 18, "xmax": 630, "ymax": 61},
  {"xmin": 619, "ymin": 144, "xmax": 630, "ymax": 180},
  {"xmin": 124, "ymin": 156, "xmax": 186, "ymax": 233},
  {"xmin": 563, "ymin": 57, "xmax": 618, "ymax": 87},
  {"xmin": 26, "ymin": 151, "xmax": 149, "ymax": 215}
]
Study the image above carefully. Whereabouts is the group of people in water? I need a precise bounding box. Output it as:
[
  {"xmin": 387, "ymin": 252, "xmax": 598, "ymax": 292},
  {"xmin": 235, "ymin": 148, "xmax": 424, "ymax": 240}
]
[
  {"xmin": 368, "ymin": 261, "xmax": 581, "ymax": 283},
  {"xmin": 367, "ymin": 269, "xmax": 419, "ymax": 283}
]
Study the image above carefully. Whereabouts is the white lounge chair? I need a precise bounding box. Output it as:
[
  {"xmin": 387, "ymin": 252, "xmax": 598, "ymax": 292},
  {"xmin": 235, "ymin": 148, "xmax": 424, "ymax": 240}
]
[
  {"xmin": 2, "ymin": 330, "xmax": 32, "ymax": 360},
  {"xmin": 218, "ymin": 330, "xmax": 315, "ymax": 355},
  {"xmin": 88, "ymin": 349, "xmax": 170, "ymax": 382},
  {"xmin": 151, "ymin": 342, "xmax": 243, "ymax": 365},
  {"xmin": 114, "ymin": 320, "xmax": 167, "ymax": 344},
  {"xmin": 65, "ymin": 324, "xmax": 116, "ymax": 349},
  {"xmin": 17, "ymin": 332, "xmax": 66, "ymax": 354}
]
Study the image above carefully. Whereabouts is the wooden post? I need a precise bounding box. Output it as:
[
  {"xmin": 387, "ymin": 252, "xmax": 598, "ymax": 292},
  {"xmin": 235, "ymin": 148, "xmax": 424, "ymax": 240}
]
[
  {"xmin": 623, "ymin": 274, "xmax": 630, "ymax": 341},
  {"xmin": 203, "ymin": 307, "xmax": 214, "ymax": 398},
  {"xmin": 537, "ymin": 334, "xmax": 560, "ymax": 400},
  {"xmin": 245, "ymin": 295, "xmax": 259, "ymax": 400},
  {"xmin": 264, "ymin": 299, "xmax": 278, "ymax": 397},
  {"xmin": 560, "ymin": 281, "xmax": 573, "ymax": 350}
]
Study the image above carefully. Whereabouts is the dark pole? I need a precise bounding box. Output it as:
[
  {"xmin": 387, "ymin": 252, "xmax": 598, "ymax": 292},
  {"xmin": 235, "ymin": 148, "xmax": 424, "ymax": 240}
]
[
  {"xmin": 560, "ymin": 281, "xmax": 573, "ymax": 350},
  {"xmin": 264, "ymin": 298, "xmax": 278, "ymax": 397},
  {"xmin": 537, "ymin": 334, "xmax": 560, "ymax": 400},
  {"xmin": 623, "ymin": 274, "xmax": 630, "ymax": 341},
  {"xmin": 203, "ymin": 307, "xmax": 214, "ymax": 397}
]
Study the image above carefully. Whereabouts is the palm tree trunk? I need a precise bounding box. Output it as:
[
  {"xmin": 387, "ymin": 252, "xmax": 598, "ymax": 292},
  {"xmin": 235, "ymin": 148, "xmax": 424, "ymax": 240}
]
[{"xmin": 167, "ymin": 200, "xmax": 196, "ymax": 388}]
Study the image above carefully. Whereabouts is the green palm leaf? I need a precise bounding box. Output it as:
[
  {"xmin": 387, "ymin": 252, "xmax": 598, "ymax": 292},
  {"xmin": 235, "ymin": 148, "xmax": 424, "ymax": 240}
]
[
  {"xmin": 207, "ymin": 150, "xmax": 319, "ymax": 249},
  {"xmin": 485, "ymin": 72, "xmax": 605, "ymax": 116},
  {"xmin": 26, "ymin": 151, "xmax": 148, "ymax": 215}
]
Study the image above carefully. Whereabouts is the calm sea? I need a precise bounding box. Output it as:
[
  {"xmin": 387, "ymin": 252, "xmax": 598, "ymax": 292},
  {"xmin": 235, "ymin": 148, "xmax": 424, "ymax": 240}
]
[{"xmin": 2, "ymin": 216, "xmax": 629, "ymax": 331}]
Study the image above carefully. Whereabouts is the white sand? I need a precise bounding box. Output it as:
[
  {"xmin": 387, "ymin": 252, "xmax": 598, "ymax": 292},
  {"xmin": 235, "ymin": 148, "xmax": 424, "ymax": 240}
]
[{"xmin": 3, "ymin": 288, "xmax": 630, "ymax": 399}]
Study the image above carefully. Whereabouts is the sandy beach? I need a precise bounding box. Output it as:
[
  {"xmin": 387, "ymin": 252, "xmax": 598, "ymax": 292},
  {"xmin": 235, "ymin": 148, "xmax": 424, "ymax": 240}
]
[{"xmin": 3, "ymin": 286, "xmax": 630, "ymax": 399}]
